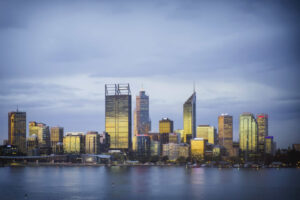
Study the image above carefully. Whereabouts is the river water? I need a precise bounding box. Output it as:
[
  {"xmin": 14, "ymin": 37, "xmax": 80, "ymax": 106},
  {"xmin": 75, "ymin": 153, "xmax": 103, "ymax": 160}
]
[{"xmin": 0, "ymin": 166, "xmax": 299, "ymax": 200}]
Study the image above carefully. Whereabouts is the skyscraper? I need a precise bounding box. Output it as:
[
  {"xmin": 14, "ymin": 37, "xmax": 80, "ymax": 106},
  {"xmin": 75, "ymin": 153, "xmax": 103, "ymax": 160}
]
[
  {"xmin": 256, "ymin": 114, "xmax": 268, "ymax": 154},
  {"xmin": 105, "ymin": 84, "xmax": 132, "ymax": 151},
  {"xmin": 239, "ymin": 113, "xmax": 258, "ymax": 158},
  {"xmin": 29, "ymin": 121, "xmax": 51, "ymax": 155},
  {"xmin": 183, "ymin": 92, "xmax": 196, "ymax": 143},
  {"xmin": 218, "ymin": 114, "xmax": 233, "ymax": 156},
  {"xmin": 159, "ymin": 118, "xmax": 173, "ymax": 134},
  {"xmin": 8, "ymin": 111, "xmax": 26, "ymax": 154},
  {"xmin": 85, "ymin": 131, "xmax": 100, "ymax": 154},
  {"xmin": 50, "ymin": 126, "xmax": 64, "ymax": 154},
  {"xmin": 133, "ymin": 90, "xmax": 151, "ymax": 136}
]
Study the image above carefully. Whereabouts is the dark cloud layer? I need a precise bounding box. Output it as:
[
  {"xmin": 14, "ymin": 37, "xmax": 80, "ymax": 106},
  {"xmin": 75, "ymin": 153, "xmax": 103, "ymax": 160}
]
[{"xmin": 0, "ymin": 0, "xmax": 299, "ymax": 148}]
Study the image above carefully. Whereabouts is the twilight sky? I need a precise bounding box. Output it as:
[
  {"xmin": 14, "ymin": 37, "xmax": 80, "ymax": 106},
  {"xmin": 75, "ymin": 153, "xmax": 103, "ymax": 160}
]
[{"xmin": 0, "ymin": 0, "xmax": 299, "ymax": 148}]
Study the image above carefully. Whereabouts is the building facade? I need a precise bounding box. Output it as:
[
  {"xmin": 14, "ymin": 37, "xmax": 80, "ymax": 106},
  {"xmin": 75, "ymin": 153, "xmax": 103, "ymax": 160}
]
[
  {"xmin": 191, "ymin": 138, "xmax": 205, "ymax": 159},
  {"xmin": 183, "ymin": 92, "xmax": 196, "ymax": 143},
  {"xmin": 85, "ymin": 131, "xmax": 100, "ymax": 154},
  {"xmin": 105, "ymin": 84, "xmax": 132, "ymax": 151},
  {"xmin": 63, "ymin": 132, "xmax": 85, "ymax": 154},
  {"xmin": 256, "ymin": 114, "xmax": 268, "ymax": 155},
  {"xmin": 239, "ymin": 113, "xmax": 258, "ymax": 158},
  {"xmin": 29, "ymin": 122, "xmax": 50, "ymax": 155},
  {"xmin": 159, "ymin": 118, "xmax": 173, "ymax": 134},
  {"xmin": 162, "ymin": 143, "xmax": 180, "ymax": 161},
  {"xmin": 136, "ymin": 135, "xmax": 151, "ymax": 158},
  {"xmin": 264, "ymin": 136, "xmax": 274, "ymax": 155},
  {"xmin": 133, "ymin": 90, "xmax": 151, "ymax": 136},
  {"xmin": 196, "ymin": 125, "xmax": 216, "ymax": 145},
  {"xmin": 218, "ymin": 114, "xmax": 233, "ymax": 156},
  {"xmin": 8, "ymin": 111, "xmax": 26, "ymax": 154},
  {"xmin": 50, "ymin": 126, "xmax": 64, "ymax": 154}
]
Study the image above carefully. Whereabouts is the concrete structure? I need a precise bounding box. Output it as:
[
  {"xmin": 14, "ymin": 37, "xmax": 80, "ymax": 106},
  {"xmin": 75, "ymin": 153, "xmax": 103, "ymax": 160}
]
[{"xmin": 162, "ymin": 143, "xmax": 180, "ymax": 161}]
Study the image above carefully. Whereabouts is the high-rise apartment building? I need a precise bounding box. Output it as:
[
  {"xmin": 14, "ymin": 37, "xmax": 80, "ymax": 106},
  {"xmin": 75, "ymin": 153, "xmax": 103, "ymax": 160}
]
[
  {"xmin": 8, "ymin": 111, "xmax": 26, "ymax": 154},
  {"xmin": 256, "ymin": 114, "xmax": 268, "ymax": 154},
  {"xmin": 239, "ymin": 113, "xmax": 258, "ymax": 158},
  {"xmin": 133, "ymin": 90, "xmax": 151, "ymax": 136},
  {"xmin": 183, "ymin": 92, "xmax": 196, "ymax": 143},
  {"xmin": 159, "ymin": 118, "xmax": 173, "ymax": 133},
  {"xmin": 105, "ymin": 84, "xmax": 132, "ymax": 151},
  {"xmin": 85, "ymin": 131, "xmax": 100, "ymax": 154},
  {"xmin": 218, "ymin": 114, "xmax": 233, "ymax": 156},
  {"xmin": 196, "ymin": 125, "xmax": 217, "ymax": 145}
]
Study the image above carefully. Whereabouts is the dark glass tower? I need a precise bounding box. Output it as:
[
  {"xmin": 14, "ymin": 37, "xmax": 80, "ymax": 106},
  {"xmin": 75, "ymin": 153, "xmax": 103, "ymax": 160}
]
[
  {"xmin": 105, "ymin": 84, "xmax": 132, "ymax": 151},
  {"xmin": 183, "ymin": 92, "xmax": 196, "ymax": 143},
  {"xmin": 8, "ymin": 111, "xmax": 26, "ymax": 154}
]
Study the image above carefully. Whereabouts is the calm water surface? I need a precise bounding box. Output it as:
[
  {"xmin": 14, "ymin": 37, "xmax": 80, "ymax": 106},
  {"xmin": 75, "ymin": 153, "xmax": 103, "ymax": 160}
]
[{"xmin": 0, "ymin": 166, "xmax": 299, "ymax": 200}]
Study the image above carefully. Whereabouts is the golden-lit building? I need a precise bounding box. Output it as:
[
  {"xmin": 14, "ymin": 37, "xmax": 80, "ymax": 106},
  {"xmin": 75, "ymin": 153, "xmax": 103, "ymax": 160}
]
[
  {"xmin": 105, "ymin": 84, "xmax": 131, "ymax": 151},
  {"xmin": 29, "ymin": 121, "xmax": 50, "ymax": 154},
  {"xmin": 159, "ymin": 118, "xmax": 173, "ymax": 133},
  {"xmin": 50, "ymin": 126, "xmax": 64, "ymax": 154},
  {"xmin": 27, "ymin": 134, "xmax": 39, "ymax": 156},
  {"xmin": 85, "ymin": 131, "xmax": 100, "ymax": 154},
  {"xmin": 63, "ymin": 132, "xmax": 85, "ymax": 154},
  {"xmin": 8, "ymin": 111, "xmax": 26, "ymax": 154},
  {"xmin": 218, "ymin": 114, "xmax": 233, "ymax": 156},
  {"xmin": 150, "ymin": 140, "xmax": 160, "ymax": 156},
  {"xmin": 174, "ymin": 129, "xmax": 184, "ymax": 142},
  {"xmin": 183, "ymin": 92, "xmax": 196, "ymax": 143},
  {"xmin": 264, "ymin": 136, "xmax": 274, "ymax": 155},
  {"xmin": 196, "ymin": 125, "xmax": 216, "ymax": 144},
  {"xmin": 169, "ymin": 133, "xmax": 179, "ymax": 144},
  {"xmin": 256, "ymin": 114, "xmax": 268, "ymax": 154},
  {"xmin": 191, "ymin": 138, "xmax": 205, "ymax": 159},
  {"xmin": 239, "ymin": 113, "xmax": 258, "ymax": 157},
  {"xmin": 178, "ymin": 144, "xmax": 189, "ymax": 158}
]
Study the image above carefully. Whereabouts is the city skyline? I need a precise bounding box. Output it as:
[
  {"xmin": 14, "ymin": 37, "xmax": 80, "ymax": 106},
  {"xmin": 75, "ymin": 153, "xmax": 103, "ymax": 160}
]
[{"xmin": 0, "ymin": 0, "xmax": 299, "ymax": 148}]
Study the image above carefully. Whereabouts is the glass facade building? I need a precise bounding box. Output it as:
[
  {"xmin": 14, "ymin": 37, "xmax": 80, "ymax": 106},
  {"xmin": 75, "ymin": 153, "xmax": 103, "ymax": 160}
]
[
  {"xmin": 196, "ymin": 125, "xmax": 216, "ymax": 145},
  {"xmin": 218, "ymin": 114, "xmax": 233, "ymax": 156},
  {"xmin": 85, "ymin": 131, "xmax": 100, "ymax": 154},
  {"xmin": 159, "ymin": 118, "xmax": 173, "ymax": 133},
  {"xmin": 239, "ymin": 113, "xmax": 258, "ymax": 157},
  {"xmin": 133, "ymin": 90, "xmax": 151, "ymax": 136},
  {"xmin": 50, "ymin": 126, "xmax": 64, "ymax": 154},
  {"xmin": 105, "ymin": 84, "xmax": 132, "ymax": 151},
  {"xmin": 256, "ymin": 114, "xmax": 268, "ymax": 154},
  {"xmin": 264, "ymin": 136, "xmax": 274, "ymax": 155},
  {"xmin": 29, "ymin": 121, "xmax": 50, "ymax": 154},
  {"xmin": 191, "ymin": 138, "xmax": 205, "ymax": 159},
  {"xmin": 63, "ymin": 132, "xmax": 85, "ymax": 154},
  {"xmin": 136, "ymin": 135, "xmax": 151, "ymax": 158},
  {"xmin": 8, "ymin": 111, "xmax": 26, "ymax": 154},
  {"xmin": 183, "ymin": 92, "xmax": 196, "ymax": 143}
]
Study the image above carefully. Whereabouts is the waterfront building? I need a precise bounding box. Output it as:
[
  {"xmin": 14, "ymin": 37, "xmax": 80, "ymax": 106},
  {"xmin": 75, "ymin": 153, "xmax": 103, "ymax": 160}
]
[
  {"xmin": 150, "ymin": 140, "xmax": 160, "ymax": 156},
  {"xmin": 239, "ymin": 113, "xmax": 258, "ymax": 158},
  {"xmin": 136, "ymin": 135, "xmax": 151, "ymax": 158},
  {"xmin": 63, "ymin": 132, "xmax": 85, "ymax": 154},
  {"xmin": 8, "ymin": 111, "xmax": 26, "ymax": 154},
  {"xmin": 218, "ymin": 114, "xmax": 233, "ymax": 156},
  {"xmin": 264, "ymin": 136, "xmax": 274, "ymax": 155},
  {"xmin": 178, "ymin": 144, "xmax": 189, "ymax": 158},
  {"xmin": 256, "ymin": 114, "xmax": 268, "ymax": 155},
  {"xmin": 85, "ymin": 131, "xmax": 100, "ymax": 154},
  {"xmin": 196, "ymin": 125, "xmax": 217, "ymax": 145},
  {"xmin": 159, "ymin": 118, "xmax": 173, "ymax": 133},
  {"xmin": 162, "ymin": 143, "xmax": 180, "ymax": 161},
  {"xmin": 50, "ymin": 126, "xmax": 64, "ymax": 154},
  {"xmin": 191, "ymin": 138, "xmax": 205, "ymax": 159},
  {"xmin": 29, "ymin": 122, "xmax": 50, "ymax": 155},
  {"xmin": 27, "ymin": 134, "xmax": 39, "ymax": 156},
  {"xmin": 105, "ymin": 84, "xmax": 132, "ymax": 151},
  {"xmin": 133, "ymin": 90, "xmax": 151, "ymax": 136},
  {"xmin": 99, "ymin": 132, "xmax": 110, "ymax": 153},
  {"xmin": 183, "ymin": 92, "xmax": 196, "ymax": 143}
]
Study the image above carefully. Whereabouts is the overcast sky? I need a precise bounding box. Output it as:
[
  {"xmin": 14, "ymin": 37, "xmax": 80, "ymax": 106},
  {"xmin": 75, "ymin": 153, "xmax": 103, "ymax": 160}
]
[{"xmin": 0, "ymin": 0, "xmax": 299, "ymax": 148}]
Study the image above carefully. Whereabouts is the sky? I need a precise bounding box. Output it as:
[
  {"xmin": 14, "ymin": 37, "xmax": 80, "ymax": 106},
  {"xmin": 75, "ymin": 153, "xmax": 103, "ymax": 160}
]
[{"xmin": 0, "ymin": 0, "xmax": 299, "ymax": 148}]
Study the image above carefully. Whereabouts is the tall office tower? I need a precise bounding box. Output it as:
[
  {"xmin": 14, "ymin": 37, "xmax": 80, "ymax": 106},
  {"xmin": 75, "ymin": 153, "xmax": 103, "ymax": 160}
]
[
  {"xmin": 256, "ymin": 114, "xmax": 268, "ymax": 155},
  {"xmin": 8, "ymin": 111, "xmax": 26, "ymax": 154},
  {"xmin": 159, "ymin": 118, "xmax": 174, "ymax": 133},
  {"xmin": 264, "ymin": 136, "xmax": 274, "ymax": 155},
  {"xmin": 133, "ymin": 90, "xmax": 151, "ymax": 136},
  {"xmin": 27, "ymin": 135, "xmax": 39, "ymax": 156},
  {"xmin": 136, "ymin": 135, "xmax": 151, "ymax": 159},
  {"xmin": 183, "ymin": 92, "xmax": 196, "ymax": 143},
  {"xmin": 63, "ymin": 132, "xmax": 85, "ymax": 154},
  {"xmin": 85, "ymin": 131, "xmax": 100, "ymax": 154},
  {"xmin": 196, "ymin": 125, "xmax": 217, "ymax": 145},
  {"xmin": 50, "ymin": 126, "xmax": 64, "ymax": 154},
  {"xmin": 105, "ymin": 84, "xmax": 132, "ymax": 151},
  {"xmin": 239, "ymin": 113, "xmax": 258, "ymax": 158},
  {"xmin": 218, "ymin": 114, "xmax": 233, "ymax": 156}
]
